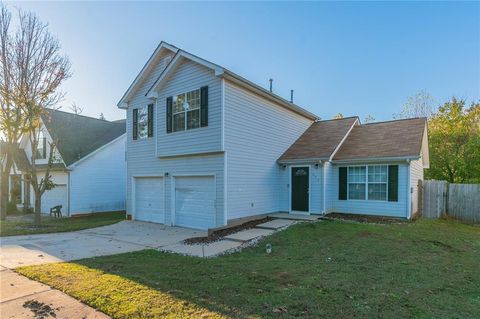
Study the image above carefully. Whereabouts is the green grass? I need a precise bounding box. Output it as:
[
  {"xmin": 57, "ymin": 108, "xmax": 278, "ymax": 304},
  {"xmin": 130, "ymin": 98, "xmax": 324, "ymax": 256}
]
[
  {"xmin": 0, "ymin": 211, "xmax": 125, "ymax": 236},
  {"xmin": 17, "ymin": 219, "xmax": 480, "ymax": 318}
]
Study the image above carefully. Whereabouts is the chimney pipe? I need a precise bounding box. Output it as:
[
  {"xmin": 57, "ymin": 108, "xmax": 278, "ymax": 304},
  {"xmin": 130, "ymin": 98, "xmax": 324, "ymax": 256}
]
[
  {"xmin": 269, "ymin": 78, "xmax": 273, "ymax": 93},
  {"xmin": 290, "ymin": 90, "xmax": 294, "ymax": 103}
]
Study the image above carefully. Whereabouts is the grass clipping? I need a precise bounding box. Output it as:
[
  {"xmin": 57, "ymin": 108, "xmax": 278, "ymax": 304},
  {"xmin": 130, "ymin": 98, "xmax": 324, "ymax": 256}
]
[{"xmin": 17, "ymin": 263, "xmax": 227, "ymax": 319}]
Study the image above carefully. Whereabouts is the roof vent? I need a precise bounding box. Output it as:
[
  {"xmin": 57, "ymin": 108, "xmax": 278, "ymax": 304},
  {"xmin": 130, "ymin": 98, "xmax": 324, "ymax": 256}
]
[
  {"xmin": 269, "ymin": 78, "xmax": 273, "ymax": 93},
  {"xmin": 290, "ymin": 90, "xmax": 294, "ymax": 103}
]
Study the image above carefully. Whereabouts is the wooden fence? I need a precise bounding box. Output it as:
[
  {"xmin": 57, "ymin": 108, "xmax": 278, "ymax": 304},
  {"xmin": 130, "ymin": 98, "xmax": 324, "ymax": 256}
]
[{"xmin": 422, "ymin": 180, "xmax": 480, "ymax": 224}]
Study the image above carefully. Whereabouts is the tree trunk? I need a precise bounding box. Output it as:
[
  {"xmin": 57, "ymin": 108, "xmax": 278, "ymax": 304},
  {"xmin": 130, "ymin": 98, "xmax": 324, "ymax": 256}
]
[
  {"xmin": 34, "ymin": 193, "xmax": 41, "ymax": 225},
  {"xmin": 0, "ymin": 157, "xmax": 13, "ymax": 220}
]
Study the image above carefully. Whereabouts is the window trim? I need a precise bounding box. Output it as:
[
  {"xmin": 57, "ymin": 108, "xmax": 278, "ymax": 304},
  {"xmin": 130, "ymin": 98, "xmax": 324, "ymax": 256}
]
[
  {"xmin": 346, "ymin": 165, "xmax": 389, "ymax": 202},
  {"xmin": 171, "ymin": 88, "xmax": 202, "ymax": 133},
  {"xmin": 172, "ymin": 88, "xmax": 202, "ymax": 133}
]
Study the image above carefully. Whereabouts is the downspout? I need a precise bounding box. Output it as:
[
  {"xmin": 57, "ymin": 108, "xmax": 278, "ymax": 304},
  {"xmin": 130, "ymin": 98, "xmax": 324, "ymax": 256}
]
[{"xmin": 406, "ymin": 160, "xmax": 411, "ymax": 219}]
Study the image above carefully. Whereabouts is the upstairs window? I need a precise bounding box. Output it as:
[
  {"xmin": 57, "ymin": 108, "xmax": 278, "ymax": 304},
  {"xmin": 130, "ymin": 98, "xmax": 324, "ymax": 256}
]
[
  {"xmin": 133, "ymin": 104, "xmax": 153, "ymax": 140},
  {"xmin": 36, "ymin": 132, "xmax": 46, "ymax": 159},
  {"xmin": 166, "ymin": 86, "xmax": 208, "ymax": 133},
  {"xmin": 173, "ymin": 89, "xmax": 201, "ymax": 132}
]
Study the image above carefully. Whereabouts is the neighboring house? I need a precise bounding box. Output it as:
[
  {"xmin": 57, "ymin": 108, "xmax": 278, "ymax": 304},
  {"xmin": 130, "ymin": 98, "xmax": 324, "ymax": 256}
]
[
  {"xmin": 118, "ymin": 41, "xmax": 429, "ymax": 230},
  {"xmin": 6, "ymin": 109, "xmax": 127, "ymax": 215}
]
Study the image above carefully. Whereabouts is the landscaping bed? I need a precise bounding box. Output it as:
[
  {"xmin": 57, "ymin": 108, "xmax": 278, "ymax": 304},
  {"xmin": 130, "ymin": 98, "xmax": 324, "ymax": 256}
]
[
  {"xmin": 17, "ymin": 219, "xmax": 480, "ymax": 318},
  {"xmin": 324, "ymin": 212, "xmax": 408, "ymax": 224},
  {"xmin": 184, "ymin": 217, "xmax": 272, "ymax": 244}
]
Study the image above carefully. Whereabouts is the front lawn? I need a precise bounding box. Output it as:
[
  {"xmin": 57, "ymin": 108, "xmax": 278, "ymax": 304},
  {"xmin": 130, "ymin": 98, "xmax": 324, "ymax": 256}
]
[
  {"xmin": 0, "ymin": 211, "xmax": 125, "ymax": 237},
  {"xmin": 17, "ymin": 219, "xmax": 480, "ymax": 318}
]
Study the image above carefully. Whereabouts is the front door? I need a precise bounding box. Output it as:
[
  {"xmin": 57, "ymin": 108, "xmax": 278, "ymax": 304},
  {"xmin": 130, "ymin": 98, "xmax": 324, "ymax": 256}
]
[{"xmin": 291, "ymin": 167, "xmax": 309, "ymax": 212}]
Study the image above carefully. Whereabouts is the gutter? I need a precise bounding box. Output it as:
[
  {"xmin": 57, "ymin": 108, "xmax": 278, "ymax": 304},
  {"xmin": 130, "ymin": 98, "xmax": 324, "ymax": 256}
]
[{"xmin": 331, "ymin": 156, "xmax": 420, "ymax": 164}]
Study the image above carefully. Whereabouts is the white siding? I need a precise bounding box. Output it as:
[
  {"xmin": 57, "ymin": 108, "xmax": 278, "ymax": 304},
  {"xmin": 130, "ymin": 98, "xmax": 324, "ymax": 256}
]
[
  {"xmin": 125, "ymin": 56, "xmax": 225, "ymax": 227},
  {"xmin": 155, "ymin": 59, "xmax": 222, "ymax": 156},
  {"xmin": 69, "ymin": 135, "xmax": 127, "ymax": 214},
  {"xmin": 325, "ymin": 163, "xmax": 409, "ymax": 218},
  {"xmin": 38, "ymin": 171, "xmax": 69, "ymax": 214},
  {"xmin": 224, "ymin": 81, "xmax": 313, "ymax": 220},
  {"xmin": 410, "ymin": 158, "xmax": 424, "ymax": 216}
]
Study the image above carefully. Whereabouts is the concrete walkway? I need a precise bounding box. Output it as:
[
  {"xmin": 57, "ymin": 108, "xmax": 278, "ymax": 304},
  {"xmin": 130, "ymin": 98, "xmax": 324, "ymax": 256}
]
[
  {"xmin": 0, "ymin": 221, "xmax": 205, "ymax": 268},
  {"xmin": 161, "ymin": 217, "xmax": 300, "ymax": 257},
  {"xmin": 0, "ymin": 266, "xmax": 109, "ymax": 318}
]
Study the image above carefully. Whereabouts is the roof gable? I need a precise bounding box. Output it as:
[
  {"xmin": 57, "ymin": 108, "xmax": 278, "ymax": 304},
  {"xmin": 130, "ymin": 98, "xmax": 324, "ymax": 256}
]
[
  {"xmin": 41, "ymin": 109, "xmax": 126, "ymax": 166},
  {"xmin": 333, "ymin": 118, "xmax": 427, "ymax": 161},
  {"xmin": 117, "ymin": 41, "xmax": 179, "ymax": 108},
  {"xmin": 278, "ymin": 117, "xmax": 358, "ymax": 162}
]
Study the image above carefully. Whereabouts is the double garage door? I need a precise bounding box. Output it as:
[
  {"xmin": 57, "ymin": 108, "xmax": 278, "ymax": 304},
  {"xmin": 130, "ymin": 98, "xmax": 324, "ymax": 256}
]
[{"xmin": 134, "ymin": 176, "xmax": 216, "ymax": 230}]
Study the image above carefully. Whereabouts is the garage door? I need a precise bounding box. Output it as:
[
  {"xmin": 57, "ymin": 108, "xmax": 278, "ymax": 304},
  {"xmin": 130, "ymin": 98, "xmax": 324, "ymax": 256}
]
[
  {"xmin": 41, "ymin": 184, "xmax": 68, "ymax": 214},
  {"xmin": 174, "ymin": 176, "xmax": 215, "ymax": 230},
  {"xmin": 135, "ymin": 177, "xmax": 164, "ymax": 223}
]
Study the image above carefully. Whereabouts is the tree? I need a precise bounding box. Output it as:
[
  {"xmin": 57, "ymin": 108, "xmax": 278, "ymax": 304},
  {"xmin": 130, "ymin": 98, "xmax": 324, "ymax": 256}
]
[
  {"xmin": 394, "ymin": 90, "xmax": 435, "ymax": 119},
  {"xmin": 99, "ymin": 113, "xmax": 106, "ymax": 120},
  {"xmin": 69, "ymin": 102, "xmax": 83, "ymax": 115},
  {"xmin": 363, "ymin": 115, "xmax": 375, "ymax": 123},
  {"xmin": 426, "ymin": 98, "xmax": 480, "ymax": 183},
  {"xmin": 0, "ymin": 5, "xmax": 71, "ymax": 224},
  {"xmin": 333, "ymin": 113, "xmax": 344, "ymax": 119}
]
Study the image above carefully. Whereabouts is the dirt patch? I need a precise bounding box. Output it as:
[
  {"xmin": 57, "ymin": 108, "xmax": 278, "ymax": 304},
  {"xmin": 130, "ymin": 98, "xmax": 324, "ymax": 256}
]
[
  {"xmin": 23, "ymin": 299, "xmax": 58, "ymax": 319},
  {"xmin": 184, "ymin": 217, "xmax": 272, "ymax": 244},
  {"xmin": 357, "ymin": 231, "xmax": 373, "ymax": 237},
  {"xmin": 323, "ymin": 213, "xmax": 407, "ymax": 224}
]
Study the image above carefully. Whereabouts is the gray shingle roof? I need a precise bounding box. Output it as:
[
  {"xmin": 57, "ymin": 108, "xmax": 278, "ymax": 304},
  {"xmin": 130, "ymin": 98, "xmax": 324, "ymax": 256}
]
[
  {"xmin": 41, "ymin": 109, "xmax": 126, "ymax": 166},
  {"xmin": 278, "ymin": 117, "xmax": 358, "ymax": 161},
  {"xmin": 333, "ymin": 118, "xmax": 426, "ymax": 160}
]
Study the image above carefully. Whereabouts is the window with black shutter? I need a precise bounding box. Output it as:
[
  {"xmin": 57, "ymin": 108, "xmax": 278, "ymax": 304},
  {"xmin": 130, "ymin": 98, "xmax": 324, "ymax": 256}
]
[
  {"xmin": 388, "ymin": 165, "xmax": 399, "ymax": 202},
  {"xmin": 339, "ymin": 167, "xmax": 347, "ymax": 200},
  {"xmin": 200, "ymin": 86, "xmax": 208, "ymax": 127}
]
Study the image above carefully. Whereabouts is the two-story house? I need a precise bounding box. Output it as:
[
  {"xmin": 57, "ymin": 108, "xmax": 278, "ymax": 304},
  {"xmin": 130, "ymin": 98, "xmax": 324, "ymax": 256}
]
[
  {"xmin": 7, "ymin": 109, "xmax": 127, "ymax": 215},
  {"xmin": 118, "ymin": 42, "xmax": 429, "ymax": 230}
]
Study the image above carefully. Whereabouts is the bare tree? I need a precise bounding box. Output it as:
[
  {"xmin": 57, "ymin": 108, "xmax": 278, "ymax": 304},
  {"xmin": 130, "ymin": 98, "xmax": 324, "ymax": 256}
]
[
  {"xmin": 394, "ymin": 90, "xmax": 436, "ymax": 119},
  {"xmin": 0, "ymin": 5, "xmax": 71, "ymax": 224},
  {"xmin": 363, "ymin": 115, "xmax": 376, "ymax": 123},
  {"xmin": 69, "ymin": 102, "xmax": 83, "ymax": 115}
]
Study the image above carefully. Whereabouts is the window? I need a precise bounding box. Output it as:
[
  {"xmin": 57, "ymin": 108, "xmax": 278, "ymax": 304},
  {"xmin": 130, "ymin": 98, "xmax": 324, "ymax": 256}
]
[
  {"xmin": 36, "ymin": 132, "xmax": 46, "ymax": 159},
  {"xmin": 348, "ymin": 166, "xmax": 366, "ymax": 200},
  {"xmin": 347, "ymin": 165, "xmax": 388, "ymax": 201},
  {"xmin": 172, "ymin": 89, "xmax": 201, "ymax": 132},
  {"xmin": 368, "ymin": 165, "xmax": 387, "ymax": 200},
  {"xmin": 137, "ymin": 106, "xmax": 148, "ymax": 139}
]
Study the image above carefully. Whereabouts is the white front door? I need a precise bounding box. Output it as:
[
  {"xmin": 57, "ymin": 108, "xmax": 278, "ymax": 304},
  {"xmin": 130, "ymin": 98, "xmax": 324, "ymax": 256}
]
[
  {"xmin": 135, "ymin": 177, "xmax": 164, "ymax": 224},
  {"xmin": 174, "ymin": 176, "xmax": 215, "ymax": 230}
]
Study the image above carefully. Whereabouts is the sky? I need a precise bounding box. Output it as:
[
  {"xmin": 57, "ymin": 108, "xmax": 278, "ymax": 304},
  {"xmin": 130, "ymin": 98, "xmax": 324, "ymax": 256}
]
[{"xmin": 5, "ymin": 1, "xmax": 480, "ymax": 122}]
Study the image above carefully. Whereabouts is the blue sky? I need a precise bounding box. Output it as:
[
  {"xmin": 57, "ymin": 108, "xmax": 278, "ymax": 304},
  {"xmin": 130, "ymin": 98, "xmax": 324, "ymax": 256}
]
[{"xmin": 7, "ymin": 1, "xmax": 479, "ymax": 122}]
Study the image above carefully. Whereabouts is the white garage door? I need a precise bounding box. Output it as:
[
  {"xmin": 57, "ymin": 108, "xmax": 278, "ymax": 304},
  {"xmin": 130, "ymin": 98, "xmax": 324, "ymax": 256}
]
[
  {"xmin": 41, "ymin": 184, "xmax": 68, "ymax": 215},
  {"xmin": 175, "ymin": 176, "xmax": 216, "ymax": 230},
  {"xmin": 135, "ymin": 177, "xmax": 164, "ymax": 224}
]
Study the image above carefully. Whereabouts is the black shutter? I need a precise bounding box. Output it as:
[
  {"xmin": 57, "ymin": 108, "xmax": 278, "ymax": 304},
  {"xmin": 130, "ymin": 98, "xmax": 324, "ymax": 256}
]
[
  {"xmin": 388, "ymin": 165, "xmax": 399, "ymax": 202},
  {"xmin": 200, "ymin": 86, "xmax": 208, "ymax": 127},
  {"xmin": 166, "ymin": 97, "xmax": 173, "ymax": 133},
  {"xmin": 147, "ymin": 104, "xmax": 154, "ymax": 137},
  {"xmin": 42, "ymin": 137, "xmax": 46, "ymax": 158},
  {"xmin": 132, "ymin": 109, "xmax": 138, "ymax": 140},
  {"xmin": 339, "ymin": 167, "xmax": 347, "ymax": 200}
]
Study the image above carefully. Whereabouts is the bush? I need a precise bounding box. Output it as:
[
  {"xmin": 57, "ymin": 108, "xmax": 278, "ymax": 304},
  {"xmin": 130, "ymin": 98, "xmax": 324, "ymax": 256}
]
[{"xmin": 6, "ymin": 201, "xmax": 19, "ymax": 215}]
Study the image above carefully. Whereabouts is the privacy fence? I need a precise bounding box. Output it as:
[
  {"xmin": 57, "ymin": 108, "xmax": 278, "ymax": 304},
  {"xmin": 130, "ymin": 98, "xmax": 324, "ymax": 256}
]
[{"xmin": 422, "ymin": 180, "xmax": 480, "ymax": 224}]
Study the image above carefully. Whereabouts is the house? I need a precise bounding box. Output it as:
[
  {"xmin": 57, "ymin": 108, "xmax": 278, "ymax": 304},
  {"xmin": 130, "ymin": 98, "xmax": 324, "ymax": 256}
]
[
  {"xmin": 6, "ymin": 109, "xmax": 127, "ymax": 215},
  {"xmin": 118, "ymin": 41, "xmax": 429, "ymax": 230}
]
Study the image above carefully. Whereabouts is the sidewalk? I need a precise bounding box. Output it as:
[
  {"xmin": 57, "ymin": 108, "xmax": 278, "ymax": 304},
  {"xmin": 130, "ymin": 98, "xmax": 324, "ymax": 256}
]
[{"xmin": 0, "ymin": 266, "xmax": 109, "ymax": 319}]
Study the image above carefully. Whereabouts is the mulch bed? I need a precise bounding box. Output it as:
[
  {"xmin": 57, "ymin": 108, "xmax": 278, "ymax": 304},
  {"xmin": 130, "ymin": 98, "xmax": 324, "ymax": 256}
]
[
  {"xmin": 183, "ymin": 217, "xmax": 272, "ymax": 245},
  {"xmin": 323, "ymin": 213, "xmax": 408, "ymax": 224}
]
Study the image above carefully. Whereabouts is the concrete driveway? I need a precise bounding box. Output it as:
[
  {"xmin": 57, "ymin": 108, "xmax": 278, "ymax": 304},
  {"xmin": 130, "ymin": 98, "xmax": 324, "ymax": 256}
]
[{"xmin": 0, "ymin": 221, "xmax": 206, "ymax": 269}]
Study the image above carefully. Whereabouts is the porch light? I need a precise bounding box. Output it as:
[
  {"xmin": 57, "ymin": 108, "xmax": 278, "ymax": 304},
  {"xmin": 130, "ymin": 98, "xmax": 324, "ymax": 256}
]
[{"xmin": 266, "ymin": 243, "xmax": 272, "ymax": 254}]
